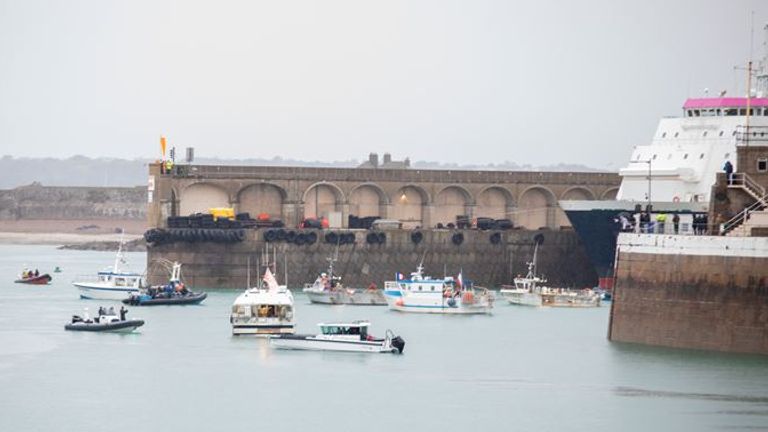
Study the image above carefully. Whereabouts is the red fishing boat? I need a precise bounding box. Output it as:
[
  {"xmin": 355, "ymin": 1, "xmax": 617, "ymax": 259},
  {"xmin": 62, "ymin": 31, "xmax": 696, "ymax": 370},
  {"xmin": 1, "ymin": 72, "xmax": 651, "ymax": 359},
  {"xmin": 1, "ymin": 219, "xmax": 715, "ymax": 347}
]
[{"xmin": 14, "ymin": 273, "xmax": 52, "ymax": 285}]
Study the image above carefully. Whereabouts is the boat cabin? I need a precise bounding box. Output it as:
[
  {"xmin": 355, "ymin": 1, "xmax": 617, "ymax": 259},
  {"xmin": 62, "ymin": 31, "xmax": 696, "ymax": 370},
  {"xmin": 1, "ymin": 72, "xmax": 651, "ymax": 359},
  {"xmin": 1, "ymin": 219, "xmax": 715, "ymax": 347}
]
[
  {"xmin": 318, "ymin": 322, "xmax": 370, "ymax": 340},
  {"xmin": 96, "ymin": 271, "xmax": 143, "ymax": 288}
]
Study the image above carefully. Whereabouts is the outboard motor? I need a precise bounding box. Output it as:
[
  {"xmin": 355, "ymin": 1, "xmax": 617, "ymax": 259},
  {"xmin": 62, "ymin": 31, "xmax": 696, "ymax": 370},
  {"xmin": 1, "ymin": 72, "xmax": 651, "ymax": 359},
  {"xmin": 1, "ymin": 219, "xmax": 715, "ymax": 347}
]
[
  {"xmin": 390, "ymin": 336, "xmax": 405, "ymax": 354},
  {"xmin": 71, "ymin": 315, "xmax": 83, "ymax": 324}
]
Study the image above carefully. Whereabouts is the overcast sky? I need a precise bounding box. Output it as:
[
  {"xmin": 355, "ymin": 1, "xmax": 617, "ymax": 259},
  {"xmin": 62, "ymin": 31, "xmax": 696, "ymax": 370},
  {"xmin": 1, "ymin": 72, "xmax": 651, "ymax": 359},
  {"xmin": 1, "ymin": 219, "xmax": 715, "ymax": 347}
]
[{"xmin": 1, "ymin": 0, "xmax": 767, "ymax": 169}]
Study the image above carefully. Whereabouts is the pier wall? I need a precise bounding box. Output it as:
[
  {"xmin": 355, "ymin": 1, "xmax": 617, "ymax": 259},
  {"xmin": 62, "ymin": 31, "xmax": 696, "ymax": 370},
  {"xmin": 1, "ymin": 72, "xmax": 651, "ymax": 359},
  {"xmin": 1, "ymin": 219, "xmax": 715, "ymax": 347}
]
[
  {"xmin": 609, "ymin": 234, "xmax": 768, "ymax": 355},
  {"xmin": 147, "ymin": 229, "xmax": 597, "ymax": 290}
]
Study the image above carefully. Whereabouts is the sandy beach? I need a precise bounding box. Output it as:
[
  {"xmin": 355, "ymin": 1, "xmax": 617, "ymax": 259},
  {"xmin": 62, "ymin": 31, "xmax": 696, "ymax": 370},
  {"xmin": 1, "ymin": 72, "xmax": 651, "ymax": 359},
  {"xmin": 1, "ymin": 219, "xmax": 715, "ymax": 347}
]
[{"xmin": 0, "ymin": 219, "xmax": 145, "ymax": 245}]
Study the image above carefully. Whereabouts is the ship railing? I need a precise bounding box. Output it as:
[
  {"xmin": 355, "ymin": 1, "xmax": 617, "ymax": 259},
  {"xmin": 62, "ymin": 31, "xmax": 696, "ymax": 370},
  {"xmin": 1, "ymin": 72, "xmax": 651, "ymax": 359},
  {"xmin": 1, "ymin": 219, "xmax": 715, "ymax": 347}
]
[
  {"xmin": 720, "ymin": 192, "xmax": 768, "ymax": 236},
  {"xmin": 729, "ymin": 173, "xmax": 767, "ymax": 202},
  {"xmin": 735, "ymin": 126, "xmax": 768, "ymax": 145}
]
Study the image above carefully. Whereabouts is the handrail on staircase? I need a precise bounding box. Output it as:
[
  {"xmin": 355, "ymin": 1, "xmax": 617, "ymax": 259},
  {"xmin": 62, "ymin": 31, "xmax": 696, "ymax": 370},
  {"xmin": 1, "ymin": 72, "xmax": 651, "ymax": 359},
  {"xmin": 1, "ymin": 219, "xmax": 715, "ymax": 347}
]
[
  {"xmin": 729, "ymin": 173, "xmax": 766, "ymax": 199},
  {"xmin": 720, "ymin": 192, "xmax": 768, "ymax": 235}
]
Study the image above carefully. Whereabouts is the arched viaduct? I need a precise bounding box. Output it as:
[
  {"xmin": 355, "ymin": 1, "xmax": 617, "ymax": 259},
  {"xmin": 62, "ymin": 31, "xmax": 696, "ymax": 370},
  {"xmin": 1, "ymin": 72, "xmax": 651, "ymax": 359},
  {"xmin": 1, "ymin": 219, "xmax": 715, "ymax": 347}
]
[{"xmin": 148, "ymin": 164, "xmax": 620, "ymax": 230}]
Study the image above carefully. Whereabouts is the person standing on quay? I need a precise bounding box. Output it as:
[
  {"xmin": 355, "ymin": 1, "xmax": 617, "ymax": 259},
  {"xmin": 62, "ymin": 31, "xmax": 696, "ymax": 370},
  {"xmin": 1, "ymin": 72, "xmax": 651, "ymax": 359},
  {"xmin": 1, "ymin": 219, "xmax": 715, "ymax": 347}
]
[
  {"xmin": 672, "ymin": 213, "xmax": 680, "ymax": 234},
  {"xmin": 724, "ymin": 160, "xmax": 734, "ymax": 185}
]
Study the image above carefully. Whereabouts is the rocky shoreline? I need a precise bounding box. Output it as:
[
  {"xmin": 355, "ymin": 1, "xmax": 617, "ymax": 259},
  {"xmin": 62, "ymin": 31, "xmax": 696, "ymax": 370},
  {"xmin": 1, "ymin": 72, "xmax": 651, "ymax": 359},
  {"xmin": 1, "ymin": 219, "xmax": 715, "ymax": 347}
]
[{"xmin": 57, "ymin": 238, "xmax": 147, "ymax": 252}]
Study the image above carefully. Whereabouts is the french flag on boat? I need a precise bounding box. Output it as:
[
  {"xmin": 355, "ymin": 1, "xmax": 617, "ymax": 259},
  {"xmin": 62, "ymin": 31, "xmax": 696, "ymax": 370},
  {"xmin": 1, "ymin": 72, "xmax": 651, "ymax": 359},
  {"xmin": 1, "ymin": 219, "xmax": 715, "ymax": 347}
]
[{"xmin": 396, "ymin": 272, "xmax": 404, "ymax": 280}]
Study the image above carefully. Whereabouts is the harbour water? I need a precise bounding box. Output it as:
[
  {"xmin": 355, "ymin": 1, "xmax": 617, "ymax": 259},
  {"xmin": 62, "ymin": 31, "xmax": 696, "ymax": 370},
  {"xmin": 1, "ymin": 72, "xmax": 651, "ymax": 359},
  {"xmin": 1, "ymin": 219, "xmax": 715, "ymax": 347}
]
[{"xmin": 1, "ymin": 245, "xmax": 768, "ymax": 431}]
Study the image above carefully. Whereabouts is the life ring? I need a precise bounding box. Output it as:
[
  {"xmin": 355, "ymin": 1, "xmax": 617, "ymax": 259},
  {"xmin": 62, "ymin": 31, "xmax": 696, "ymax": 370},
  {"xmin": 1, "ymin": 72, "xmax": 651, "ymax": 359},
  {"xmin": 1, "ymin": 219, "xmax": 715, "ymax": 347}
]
[{"xmin": 673, "ymin": 196, "xmax": 680, "ymax": 203}]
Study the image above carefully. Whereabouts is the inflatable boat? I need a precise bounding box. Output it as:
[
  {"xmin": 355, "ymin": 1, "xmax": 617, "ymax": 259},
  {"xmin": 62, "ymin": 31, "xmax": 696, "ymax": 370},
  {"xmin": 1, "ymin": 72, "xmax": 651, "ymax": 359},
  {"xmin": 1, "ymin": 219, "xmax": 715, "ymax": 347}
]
[
  {"xmin": 65, "ymin": 308, "xmax": 144, "ymax": 333},
  {"xmin": 122, "ymin": 291, "xmax": 207, "ymax": 306},
  {"xmin": 15, "ymin": 274, "xmax": 52, "ymax": 285}
]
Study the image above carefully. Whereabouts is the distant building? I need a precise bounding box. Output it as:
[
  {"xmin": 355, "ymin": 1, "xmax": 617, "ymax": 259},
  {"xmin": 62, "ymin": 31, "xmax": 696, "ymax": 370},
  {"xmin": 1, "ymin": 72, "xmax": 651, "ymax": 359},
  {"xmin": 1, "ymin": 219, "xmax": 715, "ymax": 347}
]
[{"xmin": 358, "ymin": 153, "xmax": 411, "ymax": 169}]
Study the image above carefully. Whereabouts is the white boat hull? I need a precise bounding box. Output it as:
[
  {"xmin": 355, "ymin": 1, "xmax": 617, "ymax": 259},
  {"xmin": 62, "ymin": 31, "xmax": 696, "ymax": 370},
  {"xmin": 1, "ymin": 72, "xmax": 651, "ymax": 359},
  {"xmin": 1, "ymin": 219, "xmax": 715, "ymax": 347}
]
[
  {"xmin": 500, "ymin": 290, "xmax": 601, "ymax": 308},
  {"xmin": 500, "ymin": 290, "xmax": 543, "ymax": 307},
  {"xmin": 231, "ymin": 321, "xmax": 295, "ymax": 336},
  {"xmin": 270, "ymin": 336, "xmax": 398, "ymax": 353},
  {"xmin": 304, "ymin": 289, "xmax": 387, "ymax": 305},
  {"xmin": 384, "ymin": 292, "xmax": 493, "ymax": 315},
  {"xmin": 74, "ymin": 283, "xmax": 139, "ymax": 300}
]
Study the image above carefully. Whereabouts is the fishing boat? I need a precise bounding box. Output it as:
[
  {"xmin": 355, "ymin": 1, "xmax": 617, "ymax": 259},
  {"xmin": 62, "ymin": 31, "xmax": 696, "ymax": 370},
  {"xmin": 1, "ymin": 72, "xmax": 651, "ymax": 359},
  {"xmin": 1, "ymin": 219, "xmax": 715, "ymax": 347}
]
[
  {"xmin": 72, "ymin": 238, "xmax": 144, "ymax": 300},
  {"xmin": 122, "ymin": 261, "xmax": 207, "ymax": 306},
  {"xmin": 15, "ymin": 270, "xmax": 52, "ymax": 285},
  {"xmin": 303, "ymin": 252, "xmax": 386, "ymax": 305},
  {"xmin": 383, "ymin": 265, "xmax": 493, "ymax": 314},
  {"xmin": 231, "ymin": 251, "xmax": 295, "ymax": 336},
  {"xmin": 65, "ymin": 306, "xmax": 144, "ymax": 333},
  {"xmin": 500, "ymin": 243, "xmax": 601, "ymax": 307},
  {"xmin": 270, "ymin": 321, "xmax": 405, "ymax": 354}
]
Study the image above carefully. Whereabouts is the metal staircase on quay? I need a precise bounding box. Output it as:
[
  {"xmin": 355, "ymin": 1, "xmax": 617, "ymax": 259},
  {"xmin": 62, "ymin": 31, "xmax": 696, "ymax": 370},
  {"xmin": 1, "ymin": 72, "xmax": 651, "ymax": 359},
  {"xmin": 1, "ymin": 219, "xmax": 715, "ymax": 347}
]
[{"xmin": 720, "ymin": 173, "xmax": 768, "ymax": 236}]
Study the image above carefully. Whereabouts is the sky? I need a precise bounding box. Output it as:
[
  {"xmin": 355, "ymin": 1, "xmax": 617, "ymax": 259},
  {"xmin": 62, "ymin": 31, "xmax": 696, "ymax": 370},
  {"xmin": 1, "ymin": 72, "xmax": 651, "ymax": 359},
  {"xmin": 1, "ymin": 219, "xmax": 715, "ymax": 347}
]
[{"xmin": 1, "ymin": 0, "xmax": 767, "ymax": 170}]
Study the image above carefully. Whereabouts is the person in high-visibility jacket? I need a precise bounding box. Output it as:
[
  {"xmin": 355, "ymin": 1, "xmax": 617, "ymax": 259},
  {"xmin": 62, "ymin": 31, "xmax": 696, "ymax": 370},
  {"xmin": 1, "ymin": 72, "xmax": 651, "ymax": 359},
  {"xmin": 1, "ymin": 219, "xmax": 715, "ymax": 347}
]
[
  {"xmin": 165, "ymin": 159, "xmax": 174, "ymax": 174},
  {"xmin": 655, "ymin": 213, "xmax": 667, "ymax": 234}
]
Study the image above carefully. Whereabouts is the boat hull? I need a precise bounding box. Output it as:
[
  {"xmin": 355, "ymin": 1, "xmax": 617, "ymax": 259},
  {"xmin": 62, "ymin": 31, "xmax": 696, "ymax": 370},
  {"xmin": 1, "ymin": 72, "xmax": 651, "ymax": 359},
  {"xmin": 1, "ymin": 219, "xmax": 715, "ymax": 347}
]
[
  {"xmin": 122, "ymin": 292, "xmax": 207, "ymax": 306},
  {"xmin": 65, "ymin": 319, "xmax": 144, "ymax": 333},
  {"xmin": 270, "ymin": 334, "xmax": 401, "ymax": 353},
  {"xmin": 501, "ymin": 290, "xmax": 601, "ymax": 308},
  {"xmin": 231, "ymin": 323, "xmax": 295, "ymax": 336},
  {"xmin": 384, "ymin": 291, "xmax": 493, "ymax": 314},
  {"xmin": 74, "ymin": 283, "xmax": 139, "ymax": 300},
  {"xmin": 15, "ymin": 274, "xmax": 52, "ymax": 285},
  {"xmin": 304, "ymin": 289, "xmax": 387, "ymax": 305},
  {"xmin": 500, "ymin": 290, "xmax": 543, "ymax": 307}
]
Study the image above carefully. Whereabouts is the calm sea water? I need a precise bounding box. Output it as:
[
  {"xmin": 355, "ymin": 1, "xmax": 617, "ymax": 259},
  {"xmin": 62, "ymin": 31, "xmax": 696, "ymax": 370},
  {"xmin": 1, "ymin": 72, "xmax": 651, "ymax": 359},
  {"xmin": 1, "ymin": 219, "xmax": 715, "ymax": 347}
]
[{"xmin": 1, "ymin": 244, "xmax": 767, "ymax": 431}]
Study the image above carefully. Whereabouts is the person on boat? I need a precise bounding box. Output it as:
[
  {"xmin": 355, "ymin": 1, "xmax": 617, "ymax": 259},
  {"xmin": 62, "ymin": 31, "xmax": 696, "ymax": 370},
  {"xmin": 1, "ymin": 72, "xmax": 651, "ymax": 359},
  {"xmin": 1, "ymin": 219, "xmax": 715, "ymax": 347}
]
[
  {"xmin": 98, "ymin": 306, "xmax": 105, "ymax": 316},
  {"xmin": 34, "ymin": 269, "xmax": 39, "ymax": 277},
  {"xmin": 119, "ymin": 306, "xmax": 127, "ymax": 320},
  {"xmin": 367, "ymin": 282, "xmax": 377, "ymax": 292}
]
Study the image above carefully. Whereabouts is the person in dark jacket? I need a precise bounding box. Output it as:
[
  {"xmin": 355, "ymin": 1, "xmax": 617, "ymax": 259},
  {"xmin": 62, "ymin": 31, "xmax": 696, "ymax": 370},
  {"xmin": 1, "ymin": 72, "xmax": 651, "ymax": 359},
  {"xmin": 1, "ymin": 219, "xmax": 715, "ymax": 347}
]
[
  {"xmin": 672, "ymin": 213, "xmax": 680, "ymax": 234},
  {"xmin": 724, "ymin": 160, "xmax": 734, "ymax": 185}
]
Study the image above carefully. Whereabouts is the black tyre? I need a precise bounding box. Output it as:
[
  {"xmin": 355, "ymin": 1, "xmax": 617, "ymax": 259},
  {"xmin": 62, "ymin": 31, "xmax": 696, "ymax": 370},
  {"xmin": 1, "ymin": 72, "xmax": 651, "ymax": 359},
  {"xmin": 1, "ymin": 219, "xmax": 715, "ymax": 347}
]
[
  {"xmin": 410, "ymin": 230, "xmax": 423, "ymax": 244},
  {"xmin": 345, "ymin": 233, "xmax": 356, "ymax": 244},
  {"xmin": 366, "ymin": 232, "xmax": 378, "ymax": 244},
  {"xmin": 264, "ymin": 229, "xmax": 277, "ymax": 242},
  {"xmin": 295, "ymin": 233, "xmax": 306, "ymax": 245},
  {"xmin": 235, "ymin": 229, "xmax": 246, "ymax": 242},
  {"xmin": 490, "ymin": 232, "xmax": 502, "ymax": 245},
  {"xmin": 533, "ymin": 233, "xmax": 545, "ymax": 245},
  {"xmin": 286, "ymin": 230, "xmax": 297, "ymax": 243},
  {"xmin": 326, "ymin": 232, "xmax": 338, "ymax": 244},
  {"xmin": 306, "ymin": 231, "xmax": 318, "ymax": 245},
  {"xmin": 452, "ymin": 232, "xmax": 464, "ymax": 245},
  {"xmin": 377, "ymin": 232, "xmax": 386, "ymax": 244}
]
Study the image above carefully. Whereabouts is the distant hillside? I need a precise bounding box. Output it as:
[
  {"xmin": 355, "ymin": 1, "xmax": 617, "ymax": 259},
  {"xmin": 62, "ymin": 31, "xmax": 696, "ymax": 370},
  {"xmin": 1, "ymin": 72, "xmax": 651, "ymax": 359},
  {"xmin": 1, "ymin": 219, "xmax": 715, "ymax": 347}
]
[{"xmin": 0, "ymin": 155, "xmax": 607, "ymax": 189}]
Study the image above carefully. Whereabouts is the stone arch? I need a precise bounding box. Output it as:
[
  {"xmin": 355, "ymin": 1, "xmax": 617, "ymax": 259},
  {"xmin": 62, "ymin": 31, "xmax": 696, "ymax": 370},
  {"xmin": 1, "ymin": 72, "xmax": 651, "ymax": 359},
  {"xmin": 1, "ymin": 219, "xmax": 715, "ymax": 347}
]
[
  {"xmin": 476, "ymin": 186, "xmax": 515, "ymax": 220},
  {"xmin": 556, "ymin": 187, "xmax": 596, "ymax": 227},
  {"xmin": 433, "ymin": 185, "xmax": 473, "ymax": 226},
  {"xmin": 560, "ymin": 186, "xmax": 596, "ymax": 201},
  {"xmin": 303, "ymin": 182, "xmax": 345, "ymax": 220},
  {"xmin": 349, "ymin": 183, "xmax": 388, "ymax": 218},
  {"xmin": 601, "ymin": 187, "xmax": 619, "ymax": 200},
  {"xmin": 236, "ymin": 183, "xmax": 287, "ymax": 220},
  {"xmin": 517, "ymin": 186, "xmax": 557, "ymax": 229},
  {"xmin": 391, "ymin": 185, "xmax": 429, "ymax": 229},
  {"xmin": 169, "ymin": 187, "xmax": 178, "ymax": 217},
  {"xmin": 179, "ymin": 182, "xmax": 230, "ymax": 216}
]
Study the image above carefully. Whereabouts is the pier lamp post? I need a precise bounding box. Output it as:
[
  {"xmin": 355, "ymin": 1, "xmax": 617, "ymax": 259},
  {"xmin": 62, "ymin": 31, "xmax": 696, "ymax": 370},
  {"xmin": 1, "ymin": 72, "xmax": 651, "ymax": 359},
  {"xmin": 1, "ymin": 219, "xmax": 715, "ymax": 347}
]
[{"xmin": 631, "ymin": 159, "xmax": 652, "ymax": 210}]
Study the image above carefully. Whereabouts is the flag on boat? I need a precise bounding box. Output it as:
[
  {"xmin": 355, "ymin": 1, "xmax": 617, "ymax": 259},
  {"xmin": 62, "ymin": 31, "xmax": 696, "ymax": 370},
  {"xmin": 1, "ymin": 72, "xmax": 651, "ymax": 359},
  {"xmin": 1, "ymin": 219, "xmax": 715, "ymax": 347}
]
[
  {"xmin": 263, "ymin": 268, "xmax": 280, "ymax": 291},
  {"xmin": 396, "ymin": 272, "xmax": 404, "ymax": 280},
  {"xmin": 456, "ymin": 271, "xmax": 463, "ymax": 288}
]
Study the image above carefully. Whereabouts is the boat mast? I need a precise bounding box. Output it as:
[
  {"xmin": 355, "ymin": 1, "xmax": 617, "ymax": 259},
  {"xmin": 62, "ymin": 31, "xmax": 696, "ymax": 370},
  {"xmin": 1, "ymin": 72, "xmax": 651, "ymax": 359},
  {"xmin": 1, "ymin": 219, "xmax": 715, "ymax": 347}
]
[{"xmin": 113, "ymin": 231, "xmax": 125, "ymax": 273}]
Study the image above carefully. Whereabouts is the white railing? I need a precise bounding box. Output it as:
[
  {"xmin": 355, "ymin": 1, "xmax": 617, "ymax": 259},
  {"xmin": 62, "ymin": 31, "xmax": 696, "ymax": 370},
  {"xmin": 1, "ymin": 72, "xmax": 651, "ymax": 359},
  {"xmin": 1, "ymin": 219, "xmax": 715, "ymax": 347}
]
[
  {"xmin": 729, "ymin": 173, "xmax": 767, "ymax": 202},
  {"xmin": 720, "ymin": 191, "xmax": 768, "ymax": 235}
]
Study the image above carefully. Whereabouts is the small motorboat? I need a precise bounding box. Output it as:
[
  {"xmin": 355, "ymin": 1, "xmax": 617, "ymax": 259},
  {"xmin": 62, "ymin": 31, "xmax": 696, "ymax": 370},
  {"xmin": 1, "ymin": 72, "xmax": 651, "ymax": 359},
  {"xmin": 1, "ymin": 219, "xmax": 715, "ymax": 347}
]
[
  {"xmin": 270, "ymin": 321, "xmax": 405, "ymax": 354},
  {"xmin": 122, "ymin": 262, "xmax": 207, "ymax": 306},
  {"xmin": 65, "ymin": 306, "xmax": 144, "ymax": 333},
  {"xmin": 15, "ymin": 270, "xmax": 52, "ymax": 285},
  {"xmin": 54, "ymin": 266, "xmax": 62, "ymax": 273},
  {"xmin": 303, "ymin": 253, "xmax": 386, "ymax": 305}
]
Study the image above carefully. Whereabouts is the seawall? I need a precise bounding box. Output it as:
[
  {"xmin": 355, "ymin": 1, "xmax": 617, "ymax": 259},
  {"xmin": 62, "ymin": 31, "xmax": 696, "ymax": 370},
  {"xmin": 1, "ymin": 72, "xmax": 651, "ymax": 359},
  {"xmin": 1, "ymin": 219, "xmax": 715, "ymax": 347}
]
[
  {"xmin": 147, "ymin": 229, "xmax": 597, "ymax": 290},
  {"xmin": 609, "ymin": 233, "xmax": 768, "ymax": 355}
]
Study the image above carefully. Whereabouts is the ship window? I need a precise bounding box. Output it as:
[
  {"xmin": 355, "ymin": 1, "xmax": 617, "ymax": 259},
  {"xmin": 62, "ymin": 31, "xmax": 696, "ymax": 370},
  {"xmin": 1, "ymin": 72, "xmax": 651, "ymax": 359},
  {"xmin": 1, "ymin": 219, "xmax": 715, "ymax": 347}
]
[
  {"xmin": 661, "ymin": 132, "xmax": 667, "ymax": 138},
  {"xmin": 674, "ymin": 132, "xmax": 679, "ymax": 138},
  {"xmin": 699, "ymin": 153, "xmax": 705, "ymax": 159},
  {"xmin": 732, "ymin": 130, "xmax": 737, "ymax": 136},
  {"xmin": 758, "ymin": 158, "xmax": 768, "ymax": 173},
  {"xmin": 717, "ymin": 109, "xmax": 721, "ymax": 116},
  {"xmin": 431, "ymin": 286, "xmax": 435, "ymax": 291},
  {"xmin": 725, "ymin": 153, "xmax": 730, "ymax": 159},
  {"xmin": 694, "ymin": 110, "xmax": 700, "ymax": 116},
  {"xmin": 667, "ymin": 154, "xmax": 672, "ymax": 160},
  {"xmin": 652, "ymin": 154, "xmax": 657, "ymax": 160},
  {"xmin": 764, "ymin": 109, "xmax": 768, "ymax": 116},
  {"xmin": 687, "ymin": 110, "xmax": 693, "ymax": 117},
  {"xmin": 740, "ymin": 109, "xmax": 746, "ymax": 115},
  {"xmin": 719, "ymin": 131, "xmax": 724, "ymax": 137},
  {"xmin": 702, "ymin": 131, "xmax": 708, "ymax": 137},
  {"xmin": 725, "ymin": 108, "xmax": 738, "ymax": 116},
  {"xmin": 683, "ymin": 153, "xmax": 689, "ymax": 159}
]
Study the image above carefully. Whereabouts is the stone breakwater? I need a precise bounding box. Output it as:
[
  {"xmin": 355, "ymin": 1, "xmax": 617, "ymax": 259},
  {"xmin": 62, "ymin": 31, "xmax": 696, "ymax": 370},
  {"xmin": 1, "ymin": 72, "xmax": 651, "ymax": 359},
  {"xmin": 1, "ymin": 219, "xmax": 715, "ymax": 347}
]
[
  {"xmin": 147, "ymin": 229, "xmax": 597, "ymax": 290},
  {"xmin": 609, "ymin": 234, "xmax": 768, "ymax": 355}
]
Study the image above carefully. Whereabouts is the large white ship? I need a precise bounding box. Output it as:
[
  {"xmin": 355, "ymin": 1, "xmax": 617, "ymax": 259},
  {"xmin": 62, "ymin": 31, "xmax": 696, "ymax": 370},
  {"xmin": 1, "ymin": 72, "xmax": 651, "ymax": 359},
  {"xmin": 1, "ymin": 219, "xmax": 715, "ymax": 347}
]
[{"xmin": 560, "ymin": 24, "xmax": 768, "ymax": 288}]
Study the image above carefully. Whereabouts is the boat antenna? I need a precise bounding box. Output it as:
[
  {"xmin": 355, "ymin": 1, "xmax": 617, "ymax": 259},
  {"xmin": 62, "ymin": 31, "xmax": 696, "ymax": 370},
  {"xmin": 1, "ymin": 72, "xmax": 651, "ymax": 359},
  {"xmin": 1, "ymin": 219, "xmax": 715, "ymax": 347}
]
[
  {"xmin": 114, "ymin": 230, "xmax": 125, "ymax": 272},
  {"xmin": 246, "ymin": 255, "xmax": 251, "ymax": 288}
]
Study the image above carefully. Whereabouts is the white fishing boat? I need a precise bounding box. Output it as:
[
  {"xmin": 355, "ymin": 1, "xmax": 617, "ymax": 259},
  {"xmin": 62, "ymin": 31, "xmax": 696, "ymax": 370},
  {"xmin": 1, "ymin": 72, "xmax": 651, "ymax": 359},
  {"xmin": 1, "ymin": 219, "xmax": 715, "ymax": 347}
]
[
  {"xmin": 72, "ymin": 238, "xmax": 144, "ymax": 300},
  {"xmin": 303, "ymin": 253, "xmax": 386, "ymax": 305},
  {"xmin": 230, "ymin": 257, "xmax": 295, "ymax": 335},
  {"xmin": 383, "ymin": 265, "xmax": 493, "ymax": 314},
  {"xmin": 270, "ymin": 321, "xmax": 405, "ymax": 354},
  {"xmin": 500, "ymin": 243, "xmax": 601, "ymax": 308}
]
